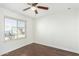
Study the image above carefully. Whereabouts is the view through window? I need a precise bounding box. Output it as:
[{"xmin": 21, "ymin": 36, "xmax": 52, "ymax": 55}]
[{"xmin": 5, "ymin": 17, "xmax": 26, "ymax": 40}]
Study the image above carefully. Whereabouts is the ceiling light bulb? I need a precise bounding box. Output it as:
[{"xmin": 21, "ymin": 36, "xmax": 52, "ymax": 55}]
[{"xmin": 31, "ymin": 6, "xmax": 37, "ymax": 11}]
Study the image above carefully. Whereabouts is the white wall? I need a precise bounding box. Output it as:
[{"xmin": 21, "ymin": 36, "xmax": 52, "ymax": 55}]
[
  {"xmin": 35, "ymin": 9, "xmax": 79, "ymax": 54},
  {"xmin": 0, "ymin": 7, "xmax": 34, "ymax": 55}
]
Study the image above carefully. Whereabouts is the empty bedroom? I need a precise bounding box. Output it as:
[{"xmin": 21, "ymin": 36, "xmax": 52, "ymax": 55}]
[{"xmin": 0, "ymin": 3, "xmax": 79, "ymax": 56}]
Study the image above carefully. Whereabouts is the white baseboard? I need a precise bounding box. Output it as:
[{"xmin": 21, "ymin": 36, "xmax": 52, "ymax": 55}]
[
  {"xmin": 34, "ymin": 41, "xmax": 79, "ymax": 54},
  {"xmin": 0, "ymin": 41, "xmax": 33, "ymax": 56}
]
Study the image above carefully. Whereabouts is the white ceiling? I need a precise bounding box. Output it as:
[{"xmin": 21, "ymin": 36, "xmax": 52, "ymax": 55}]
[{"xmin": 0, "ymin": 3, "xmax": 79, "ymax": 18}]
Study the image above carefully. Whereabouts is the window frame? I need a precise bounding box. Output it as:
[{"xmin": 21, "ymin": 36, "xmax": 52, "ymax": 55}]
[{"xmin": 4, "ymin": 16, "xmax": 26, "ymax": 41}]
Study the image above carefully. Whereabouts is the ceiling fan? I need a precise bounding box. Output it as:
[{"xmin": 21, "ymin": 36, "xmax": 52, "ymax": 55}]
[{"xmin": 23, "ymin": 3, "xmax": 49, "ymax": 14}]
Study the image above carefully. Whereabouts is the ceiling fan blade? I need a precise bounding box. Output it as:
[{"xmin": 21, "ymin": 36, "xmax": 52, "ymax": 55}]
[
  {"xmin": 23, "ymin": 7, "xmax": 31, "ymax": 11},
  {"xmin": 35, "ymin": 10, "xmax": 38, "ymax": 14},
  {"xmin": 27, "ymin": 3, "xmax": 32, "ymax": 5},
  {"xmin": 37, "ymin": 6, "xmax": 48, "ymax": 10},
  {"xmin": 32, "ymin": 3, "xmax": 38, "ymax": 6}
]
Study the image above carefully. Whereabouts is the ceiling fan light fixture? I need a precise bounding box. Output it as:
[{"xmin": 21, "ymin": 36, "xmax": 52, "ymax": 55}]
[
  {"xmin": 23, "ymin": 3, "xmax": 49, "ymax": 14},
  {"xmin": 31, "ymin": 6, "xmax": 37, "ymax": 11}
]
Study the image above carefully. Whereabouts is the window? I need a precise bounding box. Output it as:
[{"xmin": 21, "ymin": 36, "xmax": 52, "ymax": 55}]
[
  {"xmin": 18, "ymin": 21, "xmax": 26, "ymax": 38},
  {"xmin": 5, "ymin": 17, "xmax": 26, "ymax": 40}
]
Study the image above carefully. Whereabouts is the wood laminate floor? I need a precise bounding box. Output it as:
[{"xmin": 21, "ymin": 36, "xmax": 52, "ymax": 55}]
[{"xmin": 2, "ymin": 43, "xmax": 79, "ymax": 56}]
